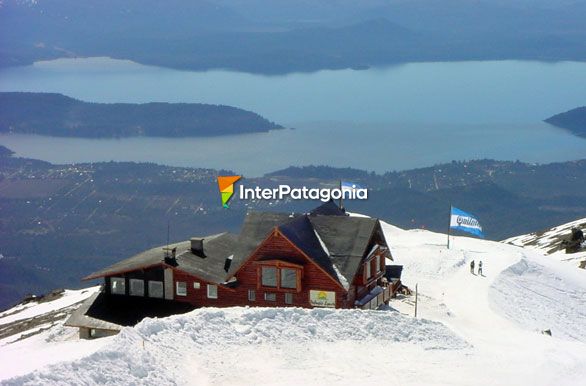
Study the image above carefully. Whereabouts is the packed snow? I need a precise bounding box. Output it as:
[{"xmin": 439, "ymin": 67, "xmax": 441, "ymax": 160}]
[
  {"xmin": 489, "ymin": 258, "xmax": 586, "ymax": 342},
  {"xmin": 2, "ymin": 218, "xmax": 586, "ymax": 385}
]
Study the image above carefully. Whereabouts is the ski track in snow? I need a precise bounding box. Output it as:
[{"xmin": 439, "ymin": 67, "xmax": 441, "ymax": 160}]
[
  {"xmin": 489, "ymin": 258, "xmax": 586, "ymax": 342},
  {"xmin": 2, "ymin": 219, "xmax": 586, "ymax": 385}
]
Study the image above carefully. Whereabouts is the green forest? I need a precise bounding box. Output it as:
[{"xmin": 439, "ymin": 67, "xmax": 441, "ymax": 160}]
[{"xmin": 0, "ymin": 92, "xmax": 283, "ymax": 138}]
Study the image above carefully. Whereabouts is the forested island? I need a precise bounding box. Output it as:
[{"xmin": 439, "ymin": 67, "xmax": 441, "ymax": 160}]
[
  {"xmin": 0, "ymin": 92, "xmax": 283, "ymax": 138},
  {"xmin": 545, "ymin": 107, "xmax": 586, "ymax": 138},
  {"xmin": 0, "ymin": 145, "xmax": 14, "ymax": 157}
]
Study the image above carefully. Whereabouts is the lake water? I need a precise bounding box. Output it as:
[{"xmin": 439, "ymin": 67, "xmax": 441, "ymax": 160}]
[{"xmin": 1, "ymin": 57, "xmax": 586, "ymax": 176}]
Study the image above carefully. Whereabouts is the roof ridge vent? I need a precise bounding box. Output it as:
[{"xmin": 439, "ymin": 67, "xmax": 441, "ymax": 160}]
[{"xmin": 191, "ymin": 237, "xmax": 205, "ymax": 257}]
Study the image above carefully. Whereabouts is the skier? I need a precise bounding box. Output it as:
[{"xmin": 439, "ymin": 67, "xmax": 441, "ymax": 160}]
[
  {"xmin": 470, "ymin": 260, "xmax": 475, "ymax": 274},
  {"xmin": 478, "ymin": 260, "xmax": 483, "ymax": 276}
]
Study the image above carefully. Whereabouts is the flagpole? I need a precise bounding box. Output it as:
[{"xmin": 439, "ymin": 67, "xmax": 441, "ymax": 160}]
[
  {"xmin": 339, "ymin": 179, "xmax": 343, "ymax": 209},
  {"xmin": 447, "ymin": 205, "xmax": 451, "ymax": 249}
]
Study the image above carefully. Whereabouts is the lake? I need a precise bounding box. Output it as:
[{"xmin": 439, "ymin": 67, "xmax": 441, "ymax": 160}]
[{"xmin": 1, "ymin": 57, "xmax": 586, "ymax": 176}]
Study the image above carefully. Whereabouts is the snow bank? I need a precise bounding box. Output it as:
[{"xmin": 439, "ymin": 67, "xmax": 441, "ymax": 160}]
[{"xmin": 3, "ymin": 307, "xmax": 467, "ymax": 385}]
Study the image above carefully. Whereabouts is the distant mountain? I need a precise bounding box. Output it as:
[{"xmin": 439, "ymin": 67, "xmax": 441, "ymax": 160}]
[
  {"xmin": 544, "ymin": 107, "xmax": 586, "ymax": 138},
  {"xmin": 0, "ymin": 92, "xmax": 284, "ymax": 138},
  {"xmin": 2, "ymin": 0, "xmax": 586, "ymax": 73}
]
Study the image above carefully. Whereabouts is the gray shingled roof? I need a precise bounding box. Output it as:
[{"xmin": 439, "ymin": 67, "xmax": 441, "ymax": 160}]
[
  {"xmin": 309, "ymin": 199, "xmax": 347, "ymax": 216},
  {"xmin": 175, "ymin": 233, "xmax": 238, "ymax": 283},
  {"xmin": 309, "ymin": 215, "xmax": 379, "ymax": 285},
  {"xmin": 84, "ymin": 204, "xmax": 383, "ymax": 289},
  {"xmin": 84, "ymin": 233, "xmax": 238, "ymax": 283},
  {"xmin": 278, "ymin": 215, "xmax": 341, "ymax": 285},
  {"xmin": 227, "ymin": 211, "xmax": 299, "ymax": 276},
  {"xmin": 65, "ymin": 292, "xmax": 122, "ymax": 331}
]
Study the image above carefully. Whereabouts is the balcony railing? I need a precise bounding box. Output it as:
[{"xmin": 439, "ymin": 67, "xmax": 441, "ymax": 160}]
[{"xmin": 355, "ymin": 280, "xmax": 399, "ymax": 310}]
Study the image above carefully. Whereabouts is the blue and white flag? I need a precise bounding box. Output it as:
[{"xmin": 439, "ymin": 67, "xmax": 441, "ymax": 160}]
[
  {"xmin": 341, "ymin": 181, "xmax": 364, "ymax": 191},
  {"xmin": 450, "ymin": 206, "xmax": 484, "ymax": 238}
]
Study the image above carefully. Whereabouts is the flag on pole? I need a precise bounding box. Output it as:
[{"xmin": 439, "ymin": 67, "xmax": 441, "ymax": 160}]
[
  {"xmin": 341, "ymin": 181, "xmax": 364, "ymax": 192},
  {"xmin": 450, "ymin": 206, "xmax": 484, "ymax": 238}
]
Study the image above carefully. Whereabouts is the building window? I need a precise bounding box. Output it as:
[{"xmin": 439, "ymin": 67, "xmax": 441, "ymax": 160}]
[
  {"xmin": 148, "ymin": 281, "xmax": 164, "ymax": 298},
  {"xmin": 248, "ymin": 289, "xmax": 256, "ymax": 301},
  {"xmin": 285, "ymin": 293, "xmax": 293, "ymax": 304},
  {"xmin": 366, "ymin": 261, "xmax": 371, "ymax": 279},
  {"xmin": 259, "ymin": 265, "xmax": 301, "ymax": 291},
  {"xmin": 280, "ymin": 268, "xmax": 297, "ymax": 289},
  {"xmin": 193, "ymin": 282, "xmax": 200, "ymax": 289},
  {"xmin": 207, "ymin": 284, "xmax": 218, "ymax": 299},
  {"xmin": 375, "ymin": 255, "xmax": 381, "ymax": 273},
  {"xmin": 261, "ymin": 266, "xmax": 277, "ymax": 287},
  {"xmin": 129, "ymin": 279, "xmax": 144, "ymax": 296},
  {"xmin": 111, "ymin": 277, "xmax": 126, "ymax": 295},
  {"xmin": 264, "ymin": 292, "xmax": 276, "ymax": 302},
  {"xmin": 176, "ymin": 281, "xmax": 187, "ymax": 296}
]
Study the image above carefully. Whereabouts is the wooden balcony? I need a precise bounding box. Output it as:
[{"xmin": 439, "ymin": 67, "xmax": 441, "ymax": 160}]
[{"xmin": 355, "ymin": 279, "xmax": 400, "ymax": 310}]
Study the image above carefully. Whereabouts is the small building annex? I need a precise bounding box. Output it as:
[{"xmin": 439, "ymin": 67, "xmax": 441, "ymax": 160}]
[{"xmin": 66, "ymin": 201, "xmax": 402, "ymax": 337}]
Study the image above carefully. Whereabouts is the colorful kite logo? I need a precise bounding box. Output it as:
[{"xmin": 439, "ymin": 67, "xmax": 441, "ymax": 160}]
[{"xmin": 217, "ymin": 176, "xmax": 241, "ymax": 208}]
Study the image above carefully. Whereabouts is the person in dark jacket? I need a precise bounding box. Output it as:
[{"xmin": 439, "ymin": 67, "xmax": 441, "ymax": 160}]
[
  {"xmin": 478, "ymin": 260, "xmax": 483, "ymax": 276},
  {"xmin": 470, "ymin": 260, "xmax": 475, "ymax": 274}
]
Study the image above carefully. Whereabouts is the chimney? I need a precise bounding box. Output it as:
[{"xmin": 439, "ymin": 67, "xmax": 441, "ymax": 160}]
[
  {"xmin": 163, "ymin": 247, "xmax": 178, "ymax": 266},
  {"xmin": 191, "ymin": 237, "xmax": 205, "ymax": 257},
  {"xmin": 224, "ymin": 255, "xmax": 234, "ymax": 272}
]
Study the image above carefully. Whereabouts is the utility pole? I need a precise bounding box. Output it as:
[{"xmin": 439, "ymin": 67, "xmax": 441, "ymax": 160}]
[
  {"xmin": 166, "ymin": 220, "xmax": 170, "ymax": 256},
  {"xmin": 447, "ymin": 205, "xmax": 452, "ymax": 249},
  {"xmin": 414, "ymin": 283, "xmax": 418, "ymax": 318}
]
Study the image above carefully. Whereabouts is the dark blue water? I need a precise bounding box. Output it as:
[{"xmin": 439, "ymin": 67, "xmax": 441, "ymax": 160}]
[{"xmin": 1, "ymin": 57, "xmax": 585, "ymax": 176}]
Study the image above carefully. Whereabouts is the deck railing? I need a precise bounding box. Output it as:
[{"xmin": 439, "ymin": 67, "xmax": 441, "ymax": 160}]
[{"xmin": 358, "ymin": 281, "xmax": 399, "ymax": 310}]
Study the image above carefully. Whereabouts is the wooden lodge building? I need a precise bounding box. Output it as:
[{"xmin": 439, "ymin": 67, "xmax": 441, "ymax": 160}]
[{"xmin": 66, "ymin": 201, "xmax": 402, "ymax": 338}]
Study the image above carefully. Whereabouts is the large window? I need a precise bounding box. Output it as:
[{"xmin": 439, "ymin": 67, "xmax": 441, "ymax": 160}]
[
  {"xmin": 376, "ymin": 255, "xmax": 381, "ymax": 273},
  {"xmin": 148, "ymin": 281, "xmax": 164, "ymax": 298},
  {"xmin": 207, "ymin": 284, "xmax": 218, "ymax": 299},
  {"xmin": 129, "ymin": 279, "xmax": 144, "ymax": 296},
  {"xmin": 260, "ymin": 264, "xmax": 300, "ymax": 291},
  {"xmin": 261, "ymin": 266, "xmax": 277, "ymax": 287},
  {"xmin": 280, "ymin": 268, "xmax": 297, "ymax": 289},
  {"xmin": 111, "ymin": 277, "xmax": 126, "ymax": 295},
  {"xmin": 176, "ymin": 281, "xmax": 187, "ymax": 296}
]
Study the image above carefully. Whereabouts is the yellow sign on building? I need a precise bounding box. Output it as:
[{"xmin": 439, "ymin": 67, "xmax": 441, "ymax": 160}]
[{"xmin": 309, "ymin": 290, "xmax": 336, "ymax": 308}]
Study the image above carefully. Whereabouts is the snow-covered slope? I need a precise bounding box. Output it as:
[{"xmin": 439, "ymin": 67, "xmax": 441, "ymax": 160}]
[
  {"xmin": 504, "ymin": 217, "xmax": 586, "ymax": 267},
  {"xmin": 2, "ymin": 220, "xmax": 586, "ymax": 385},
  {"xmin": 0, "ymin": 287, "xmax": 113, "ymax": 381}
]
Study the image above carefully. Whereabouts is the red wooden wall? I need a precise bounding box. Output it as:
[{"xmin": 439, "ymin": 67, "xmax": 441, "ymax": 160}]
[
  {"xmin": 229, "ymin": 229, "xmax": 349, "ymax": 308},
  {"xmin": 171, "ymin": 269, "xmax": 236, "ymax": 307}
]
